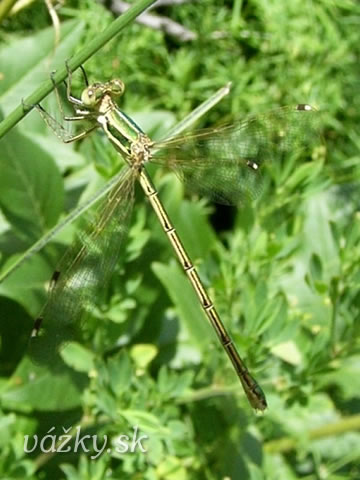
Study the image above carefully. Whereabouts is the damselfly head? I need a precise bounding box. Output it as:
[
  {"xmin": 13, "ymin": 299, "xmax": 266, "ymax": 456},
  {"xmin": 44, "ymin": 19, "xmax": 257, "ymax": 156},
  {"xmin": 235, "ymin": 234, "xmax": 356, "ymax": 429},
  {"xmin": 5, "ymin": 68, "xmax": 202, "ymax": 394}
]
[
  {"xmin": 81, "ymin": 84, "xmax": 105, "ymax": 107},
  {"xmin": 81, "ymin": 79, "xmax": 125, "ymax": 108},
  {"xmin": 108, "ymin": 79, "xmax": 125, "ymax": 97}
]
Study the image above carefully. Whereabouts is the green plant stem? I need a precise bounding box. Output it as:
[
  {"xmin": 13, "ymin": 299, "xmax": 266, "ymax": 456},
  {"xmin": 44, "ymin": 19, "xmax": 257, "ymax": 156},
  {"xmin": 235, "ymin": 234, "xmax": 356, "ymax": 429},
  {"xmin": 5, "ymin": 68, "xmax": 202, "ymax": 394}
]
[
  {"xmin": 160, "ymin": 82, "xmax": 231, "ymax": 140},
  {"xmin": 264, "ymin": 414, "xmax": 360, "ymax": 453},
  {"xmin": 176, "ymin": 384, "xmax": 238, "ymax": 404},
  {"xmin": 0, "ymin": 0, "xmax": 157, "ymax": 140}
]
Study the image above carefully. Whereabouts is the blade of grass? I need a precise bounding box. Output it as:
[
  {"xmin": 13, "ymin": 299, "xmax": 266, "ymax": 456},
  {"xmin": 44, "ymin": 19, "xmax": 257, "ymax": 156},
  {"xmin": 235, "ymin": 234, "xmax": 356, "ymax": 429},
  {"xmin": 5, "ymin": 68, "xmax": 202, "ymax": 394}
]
[{"xmin": 160, "ymin": 82, "xmax": 232, "ymax": 141}]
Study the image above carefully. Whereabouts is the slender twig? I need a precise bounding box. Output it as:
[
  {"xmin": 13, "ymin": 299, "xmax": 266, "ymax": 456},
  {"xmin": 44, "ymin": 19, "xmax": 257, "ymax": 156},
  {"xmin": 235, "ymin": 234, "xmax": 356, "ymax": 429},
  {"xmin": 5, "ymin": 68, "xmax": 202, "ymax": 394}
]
[
  {"xmin": 161, "ymin": 82, "xmax": 231, "ymax": 140},
  {"xmin": 0, "ymin": 0, "xmax": 18, "ymax": 22},
  {"xmin": 153, "ymin": 0, "xmax": 194, "ymax": 5},
  {"xmin": 44, "ymin": 0, "xmax": 62, "ymax": 57},
  {"xmin": 7, "ymin": 0, "xmax": 34, "ymax": 16},
  {"xmin": 176, "ymin": 384, "xmax": 238, "ymax": 403},
  {"xmin": 265, "ymin": 414, "xmax": 360, "ymax": 453},
  {"xmin": 106, "ymin": 0, "xmax": 196, "ymax": 41}
]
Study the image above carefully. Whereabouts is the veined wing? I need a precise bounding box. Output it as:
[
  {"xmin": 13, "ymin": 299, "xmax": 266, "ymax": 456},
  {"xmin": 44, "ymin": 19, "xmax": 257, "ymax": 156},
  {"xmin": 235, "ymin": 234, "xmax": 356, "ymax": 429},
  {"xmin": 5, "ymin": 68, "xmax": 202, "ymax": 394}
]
[
  {"xmin": 29, "ymin": 166, "xmax": 136, "ymax": 365},
  {"xmin": 151, "ymin": 105, "xmax": 319, "ymax": 205}
]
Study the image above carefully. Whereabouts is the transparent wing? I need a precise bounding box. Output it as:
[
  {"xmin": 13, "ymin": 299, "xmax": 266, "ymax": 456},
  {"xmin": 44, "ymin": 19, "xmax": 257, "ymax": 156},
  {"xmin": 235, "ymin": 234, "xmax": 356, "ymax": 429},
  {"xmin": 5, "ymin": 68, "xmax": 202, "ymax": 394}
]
[
  {"xmin": 29, "ymin": 166, "xmax": 136, "ymax": 365},
  {"xmin": 152, "ymin": 105, "xmax": 319, "ymax": 205}
]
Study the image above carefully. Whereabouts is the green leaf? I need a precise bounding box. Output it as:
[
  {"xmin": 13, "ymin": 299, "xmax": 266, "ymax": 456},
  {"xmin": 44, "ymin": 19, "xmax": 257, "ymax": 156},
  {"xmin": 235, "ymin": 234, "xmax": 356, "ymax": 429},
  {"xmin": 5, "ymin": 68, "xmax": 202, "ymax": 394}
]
[
  {"xmin": 0, "ymin": 127, "xmax": 64, "ymax": 241},
  {"xmin": 159, "ymin": 177, "xmax": 216, "ymax": 261},
  {"xmin": 305, "ymin": 253, "xmax": 328, "ymax": 294},
  {"xmin": 157, "ymin": 366, "xmax": 193, "ymax": 398},
  {"xmin": 309, "ymin": 253, "xmax": 323, "ymax": 283},
  {"xmin": 106, "ymin": 298, "xmax": 137, "ymax": 324},
  {"xmin": 60, "ymin": 342, "xmax": 95, "ymax": 373},
  {"xmin": 156, "ymin": 456, "xmax": 187, "ymax": 480},
  {"xmin": 130, "ymin": 344, "xmax": 158, "ymax": 369},
  {"xmin": 0, "ymin": 20, "xmax": 85, "ymax": 115},
  {"xmin": 317, "ymin": 355, "xmax": 360, "ymax": 400},
  {"xmin": 270, "ymin": 341, "xmax": 303, "ymax": 366},
  {"xmin": 0, "ymin": 253, "xmax": 50, "ymax": 316},
  {"xmin": 0, "ymin": 357, "xmax": 86, "ymax": 411},
  {"xmin": 282, "ymin": 160, "xmax": 324, "ymax": 194},
  {"xmin": 152, "ymin": 261, "xmax": 211, "ymax": 347},
  {"xmin": 108, "ymin": 351, "xmax": 133, "ymax": 396},
  {"xmin": 120, "ymin": 410, "xmax": 168, "ymax": 435},
  {"xmin": 96, "ymin": 389, "xmax": 118, "ymax": 419}
]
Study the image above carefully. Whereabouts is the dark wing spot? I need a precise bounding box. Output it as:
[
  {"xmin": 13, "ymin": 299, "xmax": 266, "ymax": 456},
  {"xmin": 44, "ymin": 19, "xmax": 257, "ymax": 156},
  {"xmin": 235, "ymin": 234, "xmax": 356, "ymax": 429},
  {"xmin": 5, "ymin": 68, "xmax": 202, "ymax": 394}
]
[
  {"xmin": 296, "ymin": 104, "xmax": 313, "ymax": 111},
  {"xmin": 246, "ymin": 160, "xmax": 260, "ymax": 171},
  {"xmin": 31, "ymin": 317, "xmax": 43, "ymax": 337},
  {"xmin": 50, "ymin": 270, "xmax": 61, "ymax": 288}
]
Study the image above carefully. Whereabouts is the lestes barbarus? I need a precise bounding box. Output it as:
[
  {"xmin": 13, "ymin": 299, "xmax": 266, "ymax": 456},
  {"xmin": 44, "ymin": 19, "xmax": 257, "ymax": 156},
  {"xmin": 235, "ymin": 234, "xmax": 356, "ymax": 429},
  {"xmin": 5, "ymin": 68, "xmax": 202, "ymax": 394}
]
[{"xmin": 29, "ymin": 65, "xmax": 318, "ymax": 411}]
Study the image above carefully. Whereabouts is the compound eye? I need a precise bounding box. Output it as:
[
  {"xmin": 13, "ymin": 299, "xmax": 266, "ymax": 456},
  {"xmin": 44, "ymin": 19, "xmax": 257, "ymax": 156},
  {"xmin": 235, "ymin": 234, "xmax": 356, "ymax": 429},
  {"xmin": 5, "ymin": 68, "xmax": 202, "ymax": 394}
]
[
  {"xmin": 81, "ymin": 84, "xmax": 104, "ymax": 107},
  {"xmin": 110, "ymin": 79, "xmax": 125, "ymax": 96},
  {"xmin": 81, "ymin": 87, "xmax": 95, "ymax": 107}
]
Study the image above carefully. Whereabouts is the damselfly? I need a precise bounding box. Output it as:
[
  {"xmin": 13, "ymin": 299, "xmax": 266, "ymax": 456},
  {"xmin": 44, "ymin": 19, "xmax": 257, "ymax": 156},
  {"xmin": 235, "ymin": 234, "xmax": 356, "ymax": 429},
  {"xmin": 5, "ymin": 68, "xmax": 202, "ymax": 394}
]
[{"xmin": 29, "ymin": 65, "xmax": 319, "ymax": 411}]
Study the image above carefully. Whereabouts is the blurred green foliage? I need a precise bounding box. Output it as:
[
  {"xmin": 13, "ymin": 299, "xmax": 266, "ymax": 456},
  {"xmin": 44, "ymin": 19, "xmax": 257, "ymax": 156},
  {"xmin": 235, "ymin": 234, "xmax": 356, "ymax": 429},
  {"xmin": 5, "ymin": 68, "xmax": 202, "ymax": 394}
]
[{"xmin": 1, "ymin": 0, "xmax": 360, "ymax": 479}]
